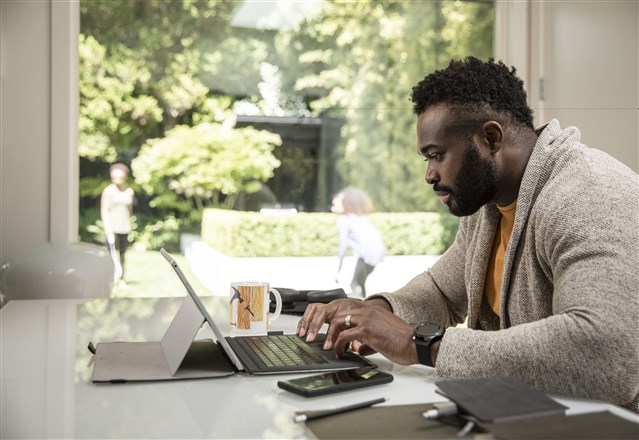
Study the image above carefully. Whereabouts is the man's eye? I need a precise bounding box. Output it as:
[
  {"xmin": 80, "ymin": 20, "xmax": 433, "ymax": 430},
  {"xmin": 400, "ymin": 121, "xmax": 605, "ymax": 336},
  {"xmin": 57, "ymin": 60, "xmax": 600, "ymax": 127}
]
[{"xmin": 420, "ymin": 151, "xmax": 442, "ymax": 162}]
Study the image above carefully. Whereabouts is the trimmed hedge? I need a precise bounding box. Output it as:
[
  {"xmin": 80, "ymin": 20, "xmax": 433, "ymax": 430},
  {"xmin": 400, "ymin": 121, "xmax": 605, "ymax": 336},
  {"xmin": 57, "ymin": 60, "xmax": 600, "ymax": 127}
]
[{"xmin": 201, "ymin": 209, "xmax": 459, "ymax": 257}]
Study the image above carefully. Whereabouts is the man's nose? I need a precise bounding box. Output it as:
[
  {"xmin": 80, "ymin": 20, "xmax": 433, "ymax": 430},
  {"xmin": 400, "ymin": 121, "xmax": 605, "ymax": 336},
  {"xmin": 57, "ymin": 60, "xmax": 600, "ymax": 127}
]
[{"xmin": 425, "ymin": 164, "xmax": 439, "ymax": 185}]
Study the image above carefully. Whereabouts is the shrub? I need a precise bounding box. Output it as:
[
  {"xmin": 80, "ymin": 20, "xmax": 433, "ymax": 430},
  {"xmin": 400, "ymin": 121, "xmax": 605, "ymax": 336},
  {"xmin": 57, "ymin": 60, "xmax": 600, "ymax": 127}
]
[
  {"xmin": 134, "ymin": 215, "xmax": 181, "ymax": 251},
  {"xmin": 78, "ymin": 209, "xmax": 181, "ymax": 251},
  {"xmin": 79, "ymin": 207, "xmax": 103, "ymax": 244},
  {"xmin": 202, "ymin": 209, "xmax": 459, "ymax": 257}
]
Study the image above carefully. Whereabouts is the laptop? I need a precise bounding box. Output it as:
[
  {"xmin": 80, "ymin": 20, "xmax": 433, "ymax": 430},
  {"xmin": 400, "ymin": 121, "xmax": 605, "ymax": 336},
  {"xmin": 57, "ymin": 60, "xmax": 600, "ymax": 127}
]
[{"xmin": 159, "ymin": 248, "xmax": 377, "ymax": 375}]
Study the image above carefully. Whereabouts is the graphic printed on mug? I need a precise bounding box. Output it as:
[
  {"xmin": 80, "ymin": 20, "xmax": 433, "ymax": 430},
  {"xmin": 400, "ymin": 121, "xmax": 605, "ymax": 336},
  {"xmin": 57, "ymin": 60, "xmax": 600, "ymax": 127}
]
[
  {"xmin": 231, "ymin": 284, "xmax": 264, "ymax": 330},
  {"xmin": 230, "ymin": 282, "xmax": 281, "ymax": 336}
]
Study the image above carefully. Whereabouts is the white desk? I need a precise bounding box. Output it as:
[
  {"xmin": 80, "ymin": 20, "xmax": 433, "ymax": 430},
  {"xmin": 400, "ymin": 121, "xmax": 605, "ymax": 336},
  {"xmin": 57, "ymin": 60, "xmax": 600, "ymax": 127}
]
[{"xmin": 1, "ymin": 296, "xmax": 636, "ymax": 439}]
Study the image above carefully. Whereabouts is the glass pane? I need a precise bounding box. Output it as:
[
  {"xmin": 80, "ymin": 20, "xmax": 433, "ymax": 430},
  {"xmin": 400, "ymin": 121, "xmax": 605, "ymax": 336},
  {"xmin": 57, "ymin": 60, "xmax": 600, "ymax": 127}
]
[{"xmin": 79, "ymin": 0, "xmax": 493, "ymax": 296}]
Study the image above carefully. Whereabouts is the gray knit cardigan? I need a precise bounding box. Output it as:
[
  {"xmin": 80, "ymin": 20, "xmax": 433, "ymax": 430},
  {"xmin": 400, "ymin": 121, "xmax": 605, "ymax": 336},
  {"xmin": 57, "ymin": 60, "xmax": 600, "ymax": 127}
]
[{"xmin": 373, "ymin": 120, "xmax": 639, "ymax": 412}]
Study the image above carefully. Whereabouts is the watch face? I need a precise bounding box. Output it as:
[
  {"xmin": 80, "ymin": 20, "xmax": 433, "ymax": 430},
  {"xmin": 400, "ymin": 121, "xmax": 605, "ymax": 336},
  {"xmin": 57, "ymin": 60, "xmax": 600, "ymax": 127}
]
[{"xmin": 415, "ymin": 323, "xmax": 443, "ymax": 337}]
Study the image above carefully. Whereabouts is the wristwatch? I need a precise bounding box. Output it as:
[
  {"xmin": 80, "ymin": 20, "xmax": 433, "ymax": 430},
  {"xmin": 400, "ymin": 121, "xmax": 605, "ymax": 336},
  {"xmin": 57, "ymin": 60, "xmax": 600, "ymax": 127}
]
[{"xmin": 413, "ymin": 323, "xmax": 445, "ymax": 367}]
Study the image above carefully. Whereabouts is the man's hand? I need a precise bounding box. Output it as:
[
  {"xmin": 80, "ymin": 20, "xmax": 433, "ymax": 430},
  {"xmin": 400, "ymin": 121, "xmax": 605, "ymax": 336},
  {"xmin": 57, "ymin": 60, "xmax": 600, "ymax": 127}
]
[
  {"xmin": 296, "ymin": 298, "xmax": 419, "ymax": 366},
  {"xmin": 296, "ymin": 298, "xmax": 363, "ymax": 342}
]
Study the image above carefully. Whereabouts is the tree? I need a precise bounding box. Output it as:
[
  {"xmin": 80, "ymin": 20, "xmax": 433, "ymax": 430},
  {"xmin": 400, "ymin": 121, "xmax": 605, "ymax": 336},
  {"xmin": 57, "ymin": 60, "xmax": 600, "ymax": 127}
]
[
  {"xmin": 79, "ymin": 0, "xmax": 495, "ymax": 248},
  {"xmin": 79, "ymin": 0, "xmax": 283, "ymax": 244},
  {"xmin": 131, "ymin": 122, "xmax": 282, "ymax": 219},
  {"xmin": 79, "ymin": 34, "xmax": 163, "ymax": 164},
  {"xmin": 275, "ymin": 0, "xmax": 494, "ymax": 212},
  {"xmin": 78, "ymin": 0, "xmax": 274, "ymax": 161}
]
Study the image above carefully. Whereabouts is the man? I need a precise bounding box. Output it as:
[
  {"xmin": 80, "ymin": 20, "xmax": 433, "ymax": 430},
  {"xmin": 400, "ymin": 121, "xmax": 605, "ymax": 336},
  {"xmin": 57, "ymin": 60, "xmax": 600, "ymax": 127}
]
[{"xmin": 297, "ymin": 57, "xmax": 639, "ymax": 412}]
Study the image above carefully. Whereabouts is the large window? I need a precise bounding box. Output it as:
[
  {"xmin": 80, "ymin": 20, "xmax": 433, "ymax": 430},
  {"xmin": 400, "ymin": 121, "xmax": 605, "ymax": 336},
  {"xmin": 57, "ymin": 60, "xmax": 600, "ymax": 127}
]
[{"xmin": 79, "ymin": 0, "xmax": 493, "ymax": 252}]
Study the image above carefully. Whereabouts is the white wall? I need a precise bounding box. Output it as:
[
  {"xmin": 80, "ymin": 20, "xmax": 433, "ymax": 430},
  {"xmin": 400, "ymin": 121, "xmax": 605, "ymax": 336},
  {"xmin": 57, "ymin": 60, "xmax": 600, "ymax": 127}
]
[
  {"xmin": 536, "ymin": 0, "xmax": 638, "ymax": 171},
  {"xmin": 0, "ymin": 0, "xmax": 79, "ymax": 265},
  {"xmin": 496, "ymin": 0, "xmax": 638, "ymax": 172}
]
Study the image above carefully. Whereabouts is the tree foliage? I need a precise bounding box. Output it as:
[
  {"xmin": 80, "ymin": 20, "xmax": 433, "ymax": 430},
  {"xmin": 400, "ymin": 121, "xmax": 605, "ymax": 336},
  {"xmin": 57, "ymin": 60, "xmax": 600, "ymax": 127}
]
[
  {"xmin": 79, "ymin": 0, "xmax": 283, "ymax": 241},
  {"xmin": 79, "ymin": 34, "xmax": 163, "ymax": 163},
  {"xmin": 132, "ymin": 122, "xmax": 281, "ymax": 216},
  {"xmin": 79, "ymin": 0, "xmax": 494, "ymax": 247},
  {"xmin": 276, "ymin": 0, "xmax": 494, "ymax": 212}
]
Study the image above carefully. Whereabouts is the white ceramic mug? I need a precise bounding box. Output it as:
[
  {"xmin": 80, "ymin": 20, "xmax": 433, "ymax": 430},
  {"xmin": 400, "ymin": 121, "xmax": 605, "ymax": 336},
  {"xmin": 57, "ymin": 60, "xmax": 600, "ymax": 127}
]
[{"xmin": 229, "ymin": 282, "xmax": 282, "ymax": 336}]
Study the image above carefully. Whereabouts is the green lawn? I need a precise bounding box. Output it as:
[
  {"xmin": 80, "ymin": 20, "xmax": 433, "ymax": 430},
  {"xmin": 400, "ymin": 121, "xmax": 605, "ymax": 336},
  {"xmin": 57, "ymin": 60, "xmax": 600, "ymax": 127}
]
[{"xmin": 113, "ymin": 248, "xmax": 214, "ymax": 298}]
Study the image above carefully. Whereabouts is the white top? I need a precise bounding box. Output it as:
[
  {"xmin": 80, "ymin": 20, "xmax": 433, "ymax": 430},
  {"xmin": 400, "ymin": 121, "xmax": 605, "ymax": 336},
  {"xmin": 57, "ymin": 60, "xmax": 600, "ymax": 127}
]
[
  {"xmin": 102, "ymin": 185, "xmax": 133, "ymax": 234},
  {"xmin": 337, "ymin": 214, "xmax": 385, "ymax": 268}
]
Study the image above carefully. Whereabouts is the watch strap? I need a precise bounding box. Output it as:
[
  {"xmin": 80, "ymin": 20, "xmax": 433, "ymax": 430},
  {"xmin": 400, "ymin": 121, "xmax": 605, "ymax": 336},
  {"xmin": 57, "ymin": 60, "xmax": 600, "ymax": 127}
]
[
  {"xmin": 415, "ymin": 335, "xmax": 441, "ymax": 367},
  {"xmin": 413, "ymin": 323, "xmax": 444, "ymax": 367}
]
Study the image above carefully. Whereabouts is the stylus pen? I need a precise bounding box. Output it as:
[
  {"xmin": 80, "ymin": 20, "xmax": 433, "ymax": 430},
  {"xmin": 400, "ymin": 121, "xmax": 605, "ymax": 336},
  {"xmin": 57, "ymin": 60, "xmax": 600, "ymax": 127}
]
[{"xmin": 294, "ymin": 397, "xmax": 388, "ymax": 423}]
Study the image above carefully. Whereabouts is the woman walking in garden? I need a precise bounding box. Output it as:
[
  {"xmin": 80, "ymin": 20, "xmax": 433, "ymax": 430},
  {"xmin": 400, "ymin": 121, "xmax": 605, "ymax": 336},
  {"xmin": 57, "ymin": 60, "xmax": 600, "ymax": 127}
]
[
  {"xmin": 331, "ymin": 187, "xmax": 385, "ymax": 297},
  {"xmin": 101, "ymin": 163, "xmax": 135, "ymax": 287}
]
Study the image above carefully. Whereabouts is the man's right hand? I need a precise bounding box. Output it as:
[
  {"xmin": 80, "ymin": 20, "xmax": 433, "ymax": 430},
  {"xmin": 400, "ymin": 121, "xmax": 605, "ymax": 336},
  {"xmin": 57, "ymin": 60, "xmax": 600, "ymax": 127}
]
[
  {"xmin": 296, "ymin": 297, "xmax": 419, "ymax": 366},
  {"xmin": 296, "ymin": 298, "xmax": 392, "ymax": 345}
]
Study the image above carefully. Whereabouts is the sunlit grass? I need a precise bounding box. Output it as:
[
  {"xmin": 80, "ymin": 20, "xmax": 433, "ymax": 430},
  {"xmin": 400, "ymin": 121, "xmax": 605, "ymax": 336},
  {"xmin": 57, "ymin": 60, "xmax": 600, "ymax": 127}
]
[{"xmin": 112, "ymin": 248, "xmax": 214, "ymax": 298}]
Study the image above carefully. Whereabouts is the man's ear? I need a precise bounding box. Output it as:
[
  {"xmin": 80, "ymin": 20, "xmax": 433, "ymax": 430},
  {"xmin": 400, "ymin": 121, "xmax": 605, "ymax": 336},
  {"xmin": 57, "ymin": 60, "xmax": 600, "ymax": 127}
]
[{"xmin": 482, "ymin": 121, "xmax": 503, "ymax": 153}]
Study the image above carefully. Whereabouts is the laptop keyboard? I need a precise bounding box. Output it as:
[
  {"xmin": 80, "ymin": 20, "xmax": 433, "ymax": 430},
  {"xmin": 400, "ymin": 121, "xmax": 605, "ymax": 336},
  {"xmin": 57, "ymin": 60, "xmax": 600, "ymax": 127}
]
[{"xmin": 245, "ymin": 335, "xmax": 328, "ymax": 367}]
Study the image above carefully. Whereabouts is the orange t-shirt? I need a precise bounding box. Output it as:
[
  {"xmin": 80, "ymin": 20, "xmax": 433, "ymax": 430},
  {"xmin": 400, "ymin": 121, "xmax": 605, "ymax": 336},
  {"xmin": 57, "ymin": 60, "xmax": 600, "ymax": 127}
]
[{"xmin": 484, "ymin": 200, "xmax": 518, "ymax": 315}]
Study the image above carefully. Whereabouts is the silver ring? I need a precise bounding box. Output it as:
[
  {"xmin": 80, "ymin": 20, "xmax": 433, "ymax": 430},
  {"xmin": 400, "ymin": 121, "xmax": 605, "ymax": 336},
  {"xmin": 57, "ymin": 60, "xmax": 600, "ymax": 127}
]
[{"xmin": 344, "ymin": 314, "xmax": 352, "ymax": 328}]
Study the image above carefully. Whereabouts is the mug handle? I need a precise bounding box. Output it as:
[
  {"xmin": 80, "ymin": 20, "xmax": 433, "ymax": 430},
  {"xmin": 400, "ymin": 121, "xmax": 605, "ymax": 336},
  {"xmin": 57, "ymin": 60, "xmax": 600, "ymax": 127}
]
[{"xmin": 269, "ymin": 288, "xmax": 282, "ymax": 323}]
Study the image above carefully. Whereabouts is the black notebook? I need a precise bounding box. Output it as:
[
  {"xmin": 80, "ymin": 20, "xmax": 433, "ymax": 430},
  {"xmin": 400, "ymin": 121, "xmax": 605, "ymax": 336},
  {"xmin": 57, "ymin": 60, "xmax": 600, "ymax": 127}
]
[
  {"xmin": 305, "ymin": 402, "xmax": 461, "ymax": 439},
  {"xmin": 435, "ymin": 376, "xmax": 568, "ymax": 423}
]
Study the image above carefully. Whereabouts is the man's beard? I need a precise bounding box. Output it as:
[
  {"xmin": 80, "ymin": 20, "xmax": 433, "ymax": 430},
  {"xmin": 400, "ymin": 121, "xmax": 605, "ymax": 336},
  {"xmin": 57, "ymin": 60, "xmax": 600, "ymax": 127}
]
[{"xmin": 436, "ymin": 143, "xmax": 498, "ymax": 217}]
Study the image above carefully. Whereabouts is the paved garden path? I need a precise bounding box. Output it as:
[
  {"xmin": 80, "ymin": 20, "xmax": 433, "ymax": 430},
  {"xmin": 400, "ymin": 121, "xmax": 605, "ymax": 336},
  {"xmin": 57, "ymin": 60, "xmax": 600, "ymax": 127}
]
[{"xmin": 186, "ymin": 241, "xmax": 441, "ymax": 298}]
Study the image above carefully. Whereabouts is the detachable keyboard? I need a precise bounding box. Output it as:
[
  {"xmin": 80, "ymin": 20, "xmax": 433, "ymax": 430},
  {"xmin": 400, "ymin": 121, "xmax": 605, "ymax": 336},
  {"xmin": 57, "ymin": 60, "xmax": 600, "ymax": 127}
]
[{"xmin": 244, "ymin": 335, "xmax": 328, "ymax": 367}]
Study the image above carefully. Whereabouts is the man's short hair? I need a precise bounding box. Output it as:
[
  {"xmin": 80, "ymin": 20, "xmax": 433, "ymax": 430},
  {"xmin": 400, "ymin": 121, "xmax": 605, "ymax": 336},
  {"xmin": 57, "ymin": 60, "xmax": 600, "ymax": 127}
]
[{"xmin": 410, "ymin": 57, "xmax": 535, "ymax": 135}]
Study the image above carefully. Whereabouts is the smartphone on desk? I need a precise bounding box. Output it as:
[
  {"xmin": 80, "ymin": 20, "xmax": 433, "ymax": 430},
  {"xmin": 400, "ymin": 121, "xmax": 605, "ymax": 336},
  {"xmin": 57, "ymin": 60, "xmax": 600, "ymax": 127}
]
[{"xmin": 277, "ymin": 368, "xmax": 393, "ymax": 397}]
